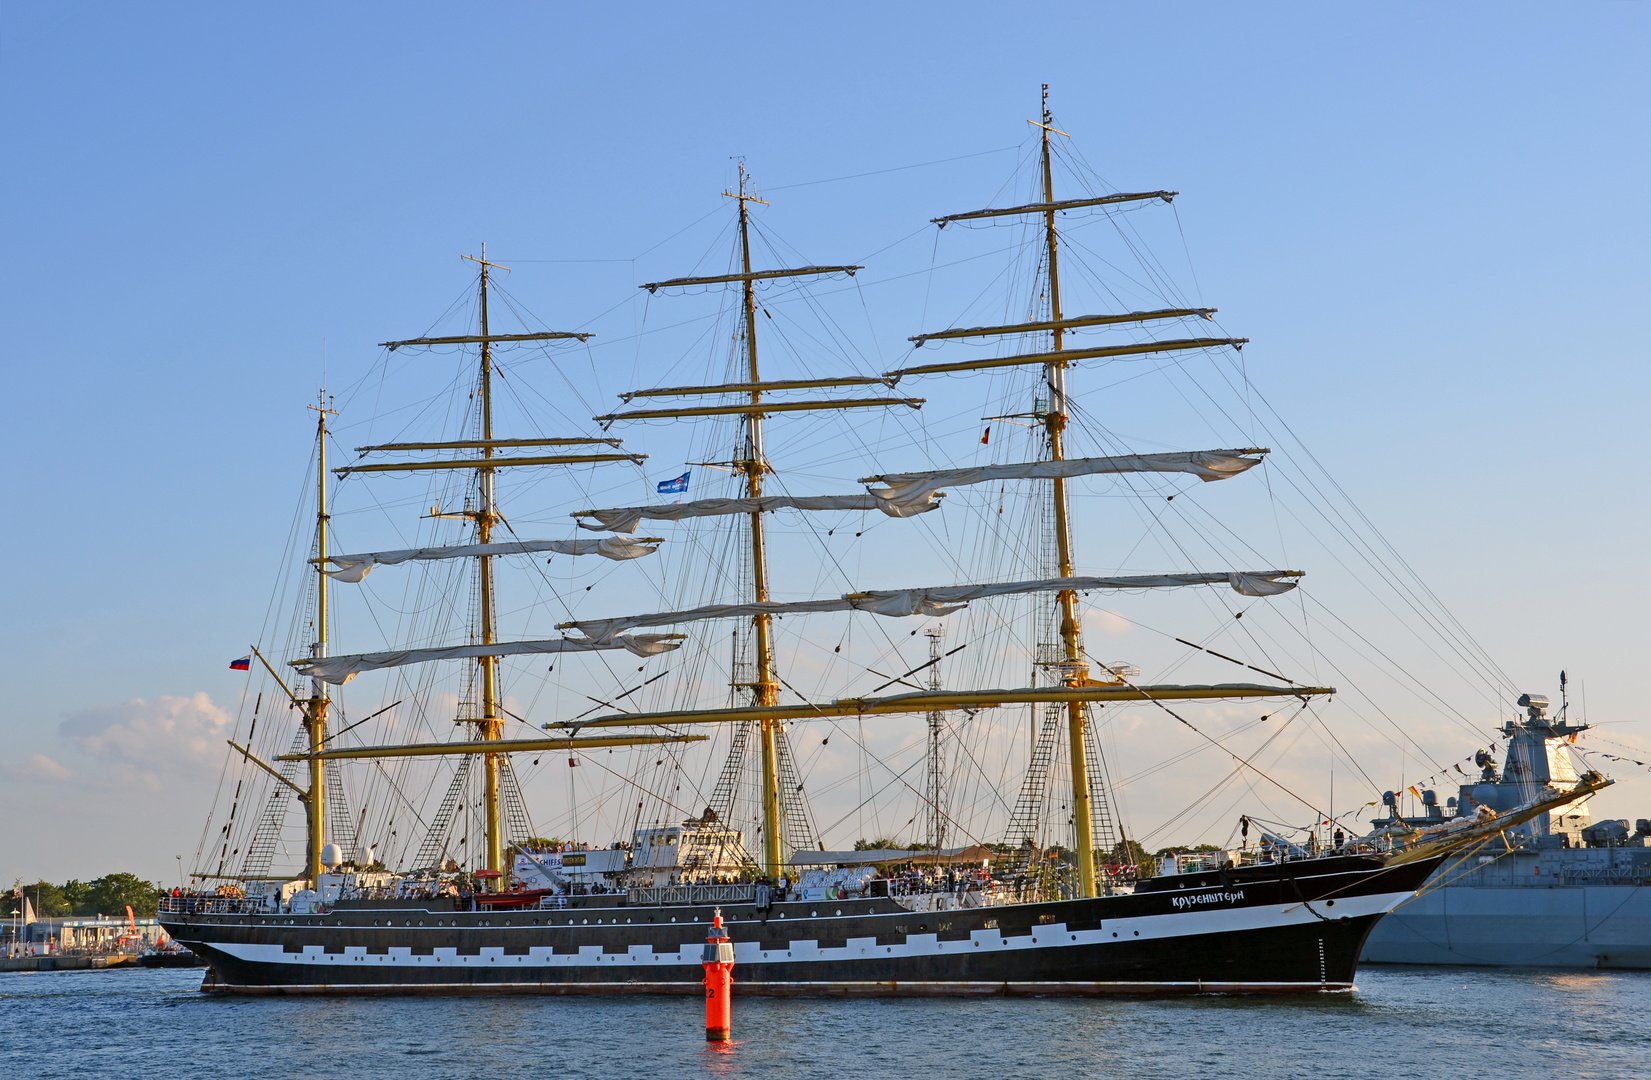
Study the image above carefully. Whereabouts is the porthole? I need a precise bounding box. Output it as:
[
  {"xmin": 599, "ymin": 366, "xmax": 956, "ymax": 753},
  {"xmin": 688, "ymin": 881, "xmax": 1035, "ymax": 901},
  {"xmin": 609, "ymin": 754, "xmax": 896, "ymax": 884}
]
[
  {"xmin": 1133, "ymin": 931, "xmax": 1140, "ymax": 937},
  {"xmin": 418, "ymin": 921, "xmax": 424, "ymax": 927},
  {"xmin": 835, "ymin": 910, "xmax": 842, "ymax": 916}
]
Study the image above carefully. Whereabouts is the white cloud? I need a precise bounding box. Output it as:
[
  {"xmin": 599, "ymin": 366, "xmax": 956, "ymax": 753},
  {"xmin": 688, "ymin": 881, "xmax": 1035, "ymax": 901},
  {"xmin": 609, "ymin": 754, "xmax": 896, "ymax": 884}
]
[
  {"xmin": 1084, "ymin": 609, "xmax": 1135, "ymax": 636},
  {"xmin": 59, "ymin": 692, "xmax": 233, "ymax": 787},
  {"xmin": 0, "ymin": 752, "xmax": 74, "ymax": 783},
  {"xmin": 0, "ymin": 694, "xmax": 242, "ymax": 881}
]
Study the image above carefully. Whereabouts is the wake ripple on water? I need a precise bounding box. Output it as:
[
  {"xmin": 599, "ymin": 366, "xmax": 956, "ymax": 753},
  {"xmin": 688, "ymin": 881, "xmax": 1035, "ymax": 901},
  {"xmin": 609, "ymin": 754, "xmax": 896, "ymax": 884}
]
[{"xmin": 3, "ymin": 967, "xmax": 1650, "ymax": 1080}]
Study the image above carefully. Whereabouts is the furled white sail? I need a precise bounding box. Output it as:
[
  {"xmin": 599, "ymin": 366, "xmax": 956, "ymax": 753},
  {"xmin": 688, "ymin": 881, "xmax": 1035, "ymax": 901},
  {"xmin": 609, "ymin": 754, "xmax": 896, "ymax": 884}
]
[
  {"xmin": 860, "ymin": 449, "xmax": 1265, "ymax": 513},
  {"xmin": 573, "ymin": 494, "xmax": 936, "ymax": 534},
  {"xmin": 324, "ymin": 537, "xmax": 661, "ymax": 581},
  {"xmin": 561, "ymin": 570, "xmax": 1301, "ymax": 642},
  {"xmin": 574, "ymin": 450, "xmax": 1264, "ymax": 532},
  {"xmin": 290, "ymin": 633, "xmax": 685, "ymax": 685}
]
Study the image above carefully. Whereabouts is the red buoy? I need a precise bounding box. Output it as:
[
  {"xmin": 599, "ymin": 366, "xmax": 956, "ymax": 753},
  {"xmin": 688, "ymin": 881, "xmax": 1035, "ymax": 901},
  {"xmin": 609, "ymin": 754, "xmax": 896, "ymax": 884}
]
[{"xmin": 703, "ymin": 907, "xmax": 734, "ymax": 1041}]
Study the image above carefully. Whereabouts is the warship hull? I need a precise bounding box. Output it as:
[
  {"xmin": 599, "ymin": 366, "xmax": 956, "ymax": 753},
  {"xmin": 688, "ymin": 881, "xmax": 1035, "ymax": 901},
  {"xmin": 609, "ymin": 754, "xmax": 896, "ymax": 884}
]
[
  {"xmin": 162, "ymin": 853, "xmax": 1437, "ymax": 995},
  {"xmin": 1361, "ymin": 850, "xmax": 1651, "ymax": 969}
]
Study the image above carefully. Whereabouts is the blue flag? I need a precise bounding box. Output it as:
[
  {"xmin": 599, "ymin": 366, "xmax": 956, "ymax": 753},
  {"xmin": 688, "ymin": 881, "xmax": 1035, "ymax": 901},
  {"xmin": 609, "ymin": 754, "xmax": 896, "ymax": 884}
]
[{"xmin": 657, "ymin": 471, "xmax": 690, "ymax": 495}]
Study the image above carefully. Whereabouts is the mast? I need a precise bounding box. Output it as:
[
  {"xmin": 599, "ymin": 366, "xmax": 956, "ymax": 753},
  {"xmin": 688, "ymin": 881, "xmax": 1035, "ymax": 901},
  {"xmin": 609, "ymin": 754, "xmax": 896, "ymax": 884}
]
[
  {"xmin": 470, "ymin": 247, "xmax": 506, "ymax": 890},
  {"xmin": 1034, "ymin": 84, "xmax": 1098, "ymax": 900},
  {"xmin": 608, "ymin": 171, "xmax": 866, "ymax": 878},
  {"xmin": 283, "ymin": 257, "xmax": 655, "ymax": 885},
  {"xmin": 729, "ymin": 166, "xmax": 786, "ymax": 881},
  {"xmin": 305, "ymin": 395, "xmax": 337, "ymax": 886},
  {"xmin": 370, "ymin": 247, "xmax": 599, "ymax": 890}
]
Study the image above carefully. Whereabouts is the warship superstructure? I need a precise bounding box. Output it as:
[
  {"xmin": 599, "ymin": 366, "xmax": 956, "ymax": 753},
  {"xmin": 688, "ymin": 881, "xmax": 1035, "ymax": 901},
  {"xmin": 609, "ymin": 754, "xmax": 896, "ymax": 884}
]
[{"xmin": 1363, "ymin": 683, "xmax": 1651, "ymax": 969}]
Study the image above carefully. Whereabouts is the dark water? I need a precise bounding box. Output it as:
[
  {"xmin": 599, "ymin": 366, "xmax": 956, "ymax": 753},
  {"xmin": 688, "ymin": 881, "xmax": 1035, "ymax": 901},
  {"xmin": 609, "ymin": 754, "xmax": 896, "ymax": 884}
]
[{"xmin": 5, "ymin": 967, "xmax": 1649, "ymax": 1079}]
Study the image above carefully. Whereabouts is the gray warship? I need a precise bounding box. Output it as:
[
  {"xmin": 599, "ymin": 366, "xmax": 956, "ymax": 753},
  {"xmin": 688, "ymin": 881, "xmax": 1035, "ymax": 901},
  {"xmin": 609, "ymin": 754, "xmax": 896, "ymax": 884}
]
[{"xmin": 1362, "ymin": 680, "xmax": 1651, "ymax": 969}]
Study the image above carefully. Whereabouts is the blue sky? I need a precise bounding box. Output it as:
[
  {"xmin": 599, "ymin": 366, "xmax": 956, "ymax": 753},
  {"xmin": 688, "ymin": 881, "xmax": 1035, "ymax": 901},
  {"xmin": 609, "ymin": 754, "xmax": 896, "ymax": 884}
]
[{"xmin": 2, "ymin": 3, "xmax": 1648, "ymax": 882}]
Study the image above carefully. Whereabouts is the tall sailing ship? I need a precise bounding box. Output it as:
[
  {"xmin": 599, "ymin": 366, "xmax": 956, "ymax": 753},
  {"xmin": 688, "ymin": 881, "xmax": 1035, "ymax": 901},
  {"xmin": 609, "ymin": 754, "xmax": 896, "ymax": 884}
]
[{"xmin": 161, "ymin": 90, "xmax": 1601, "ymax": 995}]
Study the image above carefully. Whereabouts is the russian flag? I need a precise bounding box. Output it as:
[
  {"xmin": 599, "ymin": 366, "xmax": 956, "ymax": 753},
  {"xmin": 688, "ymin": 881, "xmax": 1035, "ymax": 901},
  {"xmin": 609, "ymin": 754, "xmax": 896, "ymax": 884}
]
[
  {"xmin": 656, "ymin": 471, "xmax": 690, "ymax": 495},
  {"xmin": 230, "ymin": 656, "xmax": 251, "ymax": 671}
]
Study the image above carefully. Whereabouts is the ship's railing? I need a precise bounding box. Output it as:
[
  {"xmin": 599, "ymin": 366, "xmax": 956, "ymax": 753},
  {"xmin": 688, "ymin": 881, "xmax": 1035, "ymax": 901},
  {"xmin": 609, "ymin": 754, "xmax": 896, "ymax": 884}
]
[
  {"xmin": 1142, "ymin": 842, "xmax": 1387, "ymax": 879},
  {"xmin": 1460, "ymin": 861, "xmax": 1651, "ymax": 888},
  {"xmin": 1553, "ymin": 864, "xmax": 1651, "ymax": 886},
  {"xmin": 158, "ymin": 895, "xmax": 271, "ymax": 916},
  {"xmin": 628, "ymin": 883, "xmax": 757, "ymax": 906}
]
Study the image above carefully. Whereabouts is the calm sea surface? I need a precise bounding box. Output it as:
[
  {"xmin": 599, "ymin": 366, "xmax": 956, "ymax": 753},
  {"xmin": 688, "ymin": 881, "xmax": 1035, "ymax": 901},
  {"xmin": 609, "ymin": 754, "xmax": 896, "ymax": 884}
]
[{"xmin": 4, "ymin": 966, "xmax": 1649, "ymax": 1079}]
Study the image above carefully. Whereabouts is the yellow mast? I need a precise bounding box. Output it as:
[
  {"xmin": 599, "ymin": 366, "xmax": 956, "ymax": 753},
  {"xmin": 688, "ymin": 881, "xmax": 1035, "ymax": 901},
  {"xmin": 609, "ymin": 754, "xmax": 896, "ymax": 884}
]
[
  {"xmin": 469, "ymin": 247, "xmax": 506, "ymax": 891},
  {"xmin": 304, "ymin": 396, "xmax": 337, "ymax": 887},
  {"xmin": 729, "ymin": 166, "xmax": 786, "ymax": 881},
  {"xmin": 1034, "ymin": 85, "xmax": 1099, "ymax": 900},
  {"xmin": 359, "ymin": 254, "xmax": 601, "ymax": 891}
]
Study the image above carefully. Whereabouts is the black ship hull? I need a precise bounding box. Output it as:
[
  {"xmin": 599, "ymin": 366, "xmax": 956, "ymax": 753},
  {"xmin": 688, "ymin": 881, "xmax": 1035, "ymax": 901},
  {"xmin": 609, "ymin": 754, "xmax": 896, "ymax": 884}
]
[{"xmin": 161, "ymin": 854, "xmax": 1440, "ymax": 996}]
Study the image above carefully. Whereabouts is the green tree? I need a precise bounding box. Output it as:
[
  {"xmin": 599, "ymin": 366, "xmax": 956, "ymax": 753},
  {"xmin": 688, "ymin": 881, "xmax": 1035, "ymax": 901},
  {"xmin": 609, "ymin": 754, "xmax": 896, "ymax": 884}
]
[
  {"xmin": 1111, "ymin": 840, "xmax": 1150, "ymax": 866},
  {"xmin": 1153, "ymin": 843, "xmax": 1223, "ymax": 857},
  {"xmin": 3, "ymin": 875, "xmax": 162, "ymax": 918},
  {"xmin": 86, "ymin": 873, "xmax": 161, "ymax": 918},
  {"xmin": 853, "ymin": 838, "xmax": 903, "ymax": 851},
  {"xmin": 1, "ymin": 881, "xmax": 69, "ymax": 918},
  {"xmin": 61, "ymin": 879, "xmax": 93, "ymax": 914}
]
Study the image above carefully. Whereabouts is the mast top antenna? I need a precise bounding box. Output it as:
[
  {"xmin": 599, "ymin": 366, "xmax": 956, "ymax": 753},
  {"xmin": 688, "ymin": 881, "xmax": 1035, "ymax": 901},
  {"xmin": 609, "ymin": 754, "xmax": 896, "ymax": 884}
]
[
  {"xmin": 1030, "ymin": 85, "xmax": 1068, "ymax": 138},
  {"xmin": 463, "ymin": 242, "xmax": 511, "ymax": 273},
  {"xmin": 724, "ymin": 160, "xmax": 770, "ymax": 207}
]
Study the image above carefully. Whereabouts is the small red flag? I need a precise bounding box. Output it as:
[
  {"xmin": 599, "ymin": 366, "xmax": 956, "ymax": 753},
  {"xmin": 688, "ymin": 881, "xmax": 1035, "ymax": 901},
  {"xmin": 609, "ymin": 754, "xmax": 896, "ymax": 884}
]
[{"xmin": 981, "ymin": 427, "xmax": 991, "ymax": 445}]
